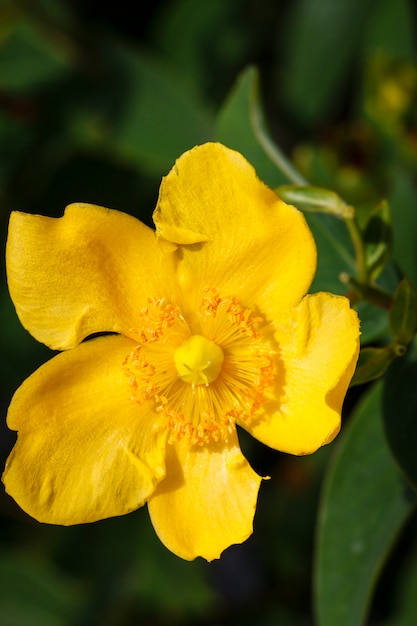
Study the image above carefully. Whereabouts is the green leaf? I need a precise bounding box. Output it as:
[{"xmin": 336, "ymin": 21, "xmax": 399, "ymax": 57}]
[
  {"xmin": 350, "ymin": 346, "xmax": 394, "ymax": 386},
  {"xmin": 355, "ymin": 299, "xmax": 390, "ymax": 345},
  {"xmin": 315, "ymin": 382, "xmax": 416, "ymax": 626},
  {"xmin": 215, "ymin": 66, "xmax": 290, "ymax": 187},
  {"xmin": 383, "ymin": 338, "xmax": 417, "ymax": 491},
  {"xmin": 113, "ymin": 47, "xmax": 213, "ymax": 174},
  {"xmin": 389, "ymin": 278, "xmax": 417, "ymax": 347},
  {"xmin": 276, "ymin": 185, "xmax": 354, "ymax": 219},
  {"xmin": 363, "ymin": 200, "xmax": 393, "ymax": 280},
  {"xmin": 306, "ymin": 211, "xmax": 355, "ymax": 294},
  {"xmin": 216, "ymin": 66, "xmax": 358, "ymax": 296}
]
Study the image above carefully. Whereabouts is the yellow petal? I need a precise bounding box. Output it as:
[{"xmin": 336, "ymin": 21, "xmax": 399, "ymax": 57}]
[
  {"xmin": 3, "ymin": 335, "xmax": 167, "ymax": 524},
  {"xmin": 243, "ymin": 293, "xmax": 360, "ymax": 455},
  {"xmin": 6, "ymin": 203, "xmax": 178, "ymax": 350},
  {"xmin": 153, "ymin": 143, "xmax": 316, "ymax": 316},
  {"xmin": 147, "ymin": 432, "xmax": 262, "ymax": 561}
]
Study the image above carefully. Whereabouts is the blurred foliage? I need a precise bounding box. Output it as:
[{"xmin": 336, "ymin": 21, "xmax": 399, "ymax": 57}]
[{"xmin": 1, "ymin": 0, "xmax": 417, "ymax": 624}]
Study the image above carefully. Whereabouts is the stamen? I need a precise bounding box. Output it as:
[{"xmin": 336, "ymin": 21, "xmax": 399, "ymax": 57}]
[{"xmin": 123, "ymin": 290, "xmax": 276, "ymax": 446}]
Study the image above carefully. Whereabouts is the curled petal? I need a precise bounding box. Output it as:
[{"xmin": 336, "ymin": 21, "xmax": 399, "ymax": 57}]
[
  {"xmin": 6, "ymin": 204, "xmax": 178, "ymax": 350},
  {"xmin": 153, "ymin": 143, "xmax": 316, "ymax": 316},
  {"xmin": 3, "ymin": 335, "xmax": 167, "ymax": 524},
  {"xmin": 243, "ymin": 293, "xmax": 360, "ymax": 455},
  {"xmin": 148, "ymin": 433, "xmax": 262, "ymax": 561}
]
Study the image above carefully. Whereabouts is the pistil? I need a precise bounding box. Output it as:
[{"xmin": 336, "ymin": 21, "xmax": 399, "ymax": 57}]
[{"xmin": 174, "ymin": 335, "xmax": 224, "ymax": 387}]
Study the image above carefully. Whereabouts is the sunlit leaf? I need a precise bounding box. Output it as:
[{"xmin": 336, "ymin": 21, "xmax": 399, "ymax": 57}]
[
  {"xmin": 216, "ymin": 67, "xmax": 359, "ymax": 297},
  {"xmin": 276, "ymin": 185, "xmax": 354, "ymax": 219},
  {"xmin": 215, "ymin": 66, "xmax": 393, "ymax": 351},
  {"xmin": 215, "ymin": 66, "xmax": 288, "ymax": 187}
]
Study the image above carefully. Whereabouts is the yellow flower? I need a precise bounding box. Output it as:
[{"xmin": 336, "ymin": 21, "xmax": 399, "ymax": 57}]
[{"xmin": 3, "ymin": 143, "xmax": 360, "ymax": 561}]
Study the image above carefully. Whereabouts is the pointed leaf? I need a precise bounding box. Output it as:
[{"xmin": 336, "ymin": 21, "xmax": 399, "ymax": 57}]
[
  {"xmin": 363, "ymin": 200, "xmax": 393, "ymax": 280},
  {"xmin": 276, "ymin": 185, "xmax": 354, "ymax": 219},
  {"xmin": 216, "ymin": 66, "xmax": 357, "ymax": 295},
  {"xmin": 315, "ymin": 382, "xmax": 416, "ymax": 626},
  {"xmin": 215, "ymin": 66, "xmax": 291, "ymax": 187},
  {"xmin": 215, "ymin": 64, "xmax": 388, "ymax": 351},
  {"xmin": 350, "ymin": 346, "xmax": 394, "ymax": 386}
]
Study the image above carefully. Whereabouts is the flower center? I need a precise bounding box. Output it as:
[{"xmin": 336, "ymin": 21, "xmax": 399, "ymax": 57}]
[
  {"xmin": 174, "ymin": 335, "xmax": 224, "ymax": 386},
  {"xmin": 123, "ymin": 290, "xmax": 276, "ymax": 446}
]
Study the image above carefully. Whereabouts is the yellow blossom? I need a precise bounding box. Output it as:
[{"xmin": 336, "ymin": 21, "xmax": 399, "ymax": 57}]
[{"xmin": 3, "ymin": 143, "xmax": 360, "ymax": 561}]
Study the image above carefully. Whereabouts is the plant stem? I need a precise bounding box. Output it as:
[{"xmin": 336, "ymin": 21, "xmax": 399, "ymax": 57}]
[
  {"xmin": 345, "ymin": 216, "xmax": 369, "ymax": 285},
  {"xmin": 340, "ymin": 274, "xmax": 393, "ymax": 310},
  {"xmin": 249, "ymin": 74, "xmax": 394, "ymax": 311}
]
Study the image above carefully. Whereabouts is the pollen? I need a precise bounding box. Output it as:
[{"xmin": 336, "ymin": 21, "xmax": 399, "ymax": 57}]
[{"xmin": 123, "ymin": 290, "xmax": 276, "ymax": 445}]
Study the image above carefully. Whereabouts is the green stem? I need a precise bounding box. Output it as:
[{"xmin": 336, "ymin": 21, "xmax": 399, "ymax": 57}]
[
  {"xmin": 249, "ymin": 73, "xmax": 393, "ymax": 311},
  {"xmin": 340, "ymin": 274, "xmax": 393, "ymax": 310},
  {"xmin": 361, "ymin": 285, "xmax": 393, "ymax": 310},
  {"xmin": 345, "ymin": 216, "xmax": 369, "ymax": 285}
]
